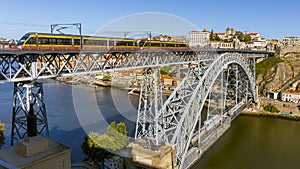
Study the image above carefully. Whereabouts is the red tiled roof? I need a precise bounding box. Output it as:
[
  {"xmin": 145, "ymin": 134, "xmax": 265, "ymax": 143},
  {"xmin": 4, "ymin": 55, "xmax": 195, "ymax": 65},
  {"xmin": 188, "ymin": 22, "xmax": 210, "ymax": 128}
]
[
  {"xmin": 281, "ymin": 90, "xmax": 300, "ymax": 94},
  {"xmin": 247, "ymin": 32, "xmax": 259, "ymax": 35}
]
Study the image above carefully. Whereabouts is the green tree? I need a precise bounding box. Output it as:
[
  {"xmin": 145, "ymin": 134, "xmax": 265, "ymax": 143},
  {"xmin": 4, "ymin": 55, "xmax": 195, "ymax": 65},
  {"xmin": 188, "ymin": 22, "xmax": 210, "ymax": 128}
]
[
  {"xmin": 81, "ymin": 122, "xmax": 128, "ymax": 165},
  {"xmin": 235, "ymin": 31, "xmax": 244, "ymax": 41},
  {"xmin": 210, "ymin": 30, "xmax": 214, "ymax": 41},
  {"xmin": 102, "ymin": 76, "xmax": 111, "ymax": 81},
  {"xmin": 244, "ymin": 34, "xmax": 252, "ymax": 42},
  {"xmin": 264, "ymin": 104, "xmax": 279, "ymax": 113},
  {"xmin": 160, "ymin": 69, "xmax": 168, "ymax": 75},
  {"xmin": 215, "ymin": 34, "xmax": 221, "ymax": 41}
]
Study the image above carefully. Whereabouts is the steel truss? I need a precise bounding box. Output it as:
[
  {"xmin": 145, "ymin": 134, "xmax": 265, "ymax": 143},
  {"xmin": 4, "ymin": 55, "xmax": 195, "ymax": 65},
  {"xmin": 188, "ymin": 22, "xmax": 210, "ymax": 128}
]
[
  {"xmin": 11, "ymin": 81, "xmax": 49, "ymax": 145},
  {"xmin": 136, "ymin": 52, "xmax": 257, "ymax": 169},
  {"xmin": 135, "ymin": 68, "xmax": 163, "ymax": 145},
  {"xmin": 0, "ymin": 50, "xmax": 266, "ymax": 83}
]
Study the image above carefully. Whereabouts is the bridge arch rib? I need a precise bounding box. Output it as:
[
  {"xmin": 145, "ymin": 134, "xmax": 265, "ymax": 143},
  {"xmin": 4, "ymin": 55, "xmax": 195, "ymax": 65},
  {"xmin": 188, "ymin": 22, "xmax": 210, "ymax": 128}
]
[{"xmin": 160, "ymin": 52, "xmax": 256, "ymax": 168}]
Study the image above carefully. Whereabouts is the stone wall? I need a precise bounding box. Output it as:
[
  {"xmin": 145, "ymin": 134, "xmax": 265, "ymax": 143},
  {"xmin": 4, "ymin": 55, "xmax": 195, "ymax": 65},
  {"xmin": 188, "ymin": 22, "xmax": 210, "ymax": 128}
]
[{"xmin": 280, "ymin": 46, "xmax": 300, "ymax": 56}]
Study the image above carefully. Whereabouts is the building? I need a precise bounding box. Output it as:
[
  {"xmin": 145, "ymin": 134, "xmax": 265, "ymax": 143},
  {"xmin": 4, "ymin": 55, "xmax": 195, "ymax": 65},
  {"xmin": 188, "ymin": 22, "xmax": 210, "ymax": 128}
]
[
  {"xmin": 267, "ymin": 92, "xmax": 279, "ymax": 100},
  {"xmin": 188, "ymin": 29, "xmax": 210, "ymax": 47},
  {"xmin": 161, "ymin": 74, "xmax": 183, "ymax": 90},
  {"xmin": 102, "ymin": 155, "xmax": 123, "ymax": 169},
  {"xmin": 281, "ymin": 89, "xmax": 300, "ymax": 103},
  {"xmin": 153, "ymin": 35, "xmax": 171, "ymax": 41},
  {"xmin": 267, "ymin": 39, "xmax": 281, "ymax": 51},
  {"xmin": 245, "ymin": 32, "xmax": 261, "ymax": 40},
  {"xmin": 225, "ymin": 27, "xmax": 235, "ymax": 36},
  {"xmin": 219, "ymin": 42, "xmax": 234, "ymax": 49},
  {"xmin": 209, "ymin": 41, "xmax": 220, "ymax": 48},
  {"xmin": 215, "ymin": 32, "xmax": 226, "ymax": 40},
  {"xmin": 252, "ymin": 38, "xmax": 268, "ymax": 50},
  {"xmin": 170, "ymin": 36, "xmax": 187, "ymax": 42},
  {"xmin": 282, "ymin": 36, "xmax": 300, "ymax": 47}
]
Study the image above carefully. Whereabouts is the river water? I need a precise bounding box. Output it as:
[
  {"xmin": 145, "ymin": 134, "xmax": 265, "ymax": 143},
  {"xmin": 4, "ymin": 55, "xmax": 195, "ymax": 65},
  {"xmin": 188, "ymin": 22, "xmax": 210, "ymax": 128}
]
[
  {"xmin": 0, "ymin": 80, "xmax": 300, "ymax": 168},
  {"xmin": 192, "ymin": 116, "xmax": 300, "ymax": 169}
]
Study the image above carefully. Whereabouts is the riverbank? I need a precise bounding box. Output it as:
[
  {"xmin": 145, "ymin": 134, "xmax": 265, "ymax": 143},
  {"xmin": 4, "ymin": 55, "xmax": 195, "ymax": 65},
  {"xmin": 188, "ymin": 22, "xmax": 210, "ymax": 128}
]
[
  {"xmin": 241, "ymin": 109, "xmax": 300, "ymax": 121},
  {"xmin": 56, "ymin": 75, "xmax": 174, "ymax": 96}
]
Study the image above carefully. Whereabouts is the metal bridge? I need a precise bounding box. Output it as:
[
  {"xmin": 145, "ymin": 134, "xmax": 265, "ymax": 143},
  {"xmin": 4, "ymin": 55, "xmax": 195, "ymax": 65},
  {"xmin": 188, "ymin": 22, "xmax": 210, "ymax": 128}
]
[{"xmin": 0, "ymin": 49, "xmax": 267, "ymax": 168}]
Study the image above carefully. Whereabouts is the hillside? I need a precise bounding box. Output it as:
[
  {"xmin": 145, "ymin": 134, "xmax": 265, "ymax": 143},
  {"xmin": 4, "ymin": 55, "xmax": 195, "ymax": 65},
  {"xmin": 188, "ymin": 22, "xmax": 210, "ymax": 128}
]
[{"xmin": 256, "ymin": 51, "xmax": 300, "ymax": 96}]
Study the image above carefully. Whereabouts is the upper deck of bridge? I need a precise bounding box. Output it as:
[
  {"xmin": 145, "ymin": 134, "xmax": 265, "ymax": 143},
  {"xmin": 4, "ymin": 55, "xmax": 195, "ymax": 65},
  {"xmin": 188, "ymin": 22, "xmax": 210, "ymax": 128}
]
[{"xmin": 0, "ymin": 48, "xmax": 270, "ymax": 56}]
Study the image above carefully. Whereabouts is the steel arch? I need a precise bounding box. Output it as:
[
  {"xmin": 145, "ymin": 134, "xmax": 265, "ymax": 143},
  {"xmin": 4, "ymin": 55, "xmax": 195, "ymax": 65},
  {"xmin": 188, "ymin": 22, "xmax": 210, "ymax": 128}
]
[{"xmin": 160, "ymin": 52, "xmax": 256, "ymax": 168}]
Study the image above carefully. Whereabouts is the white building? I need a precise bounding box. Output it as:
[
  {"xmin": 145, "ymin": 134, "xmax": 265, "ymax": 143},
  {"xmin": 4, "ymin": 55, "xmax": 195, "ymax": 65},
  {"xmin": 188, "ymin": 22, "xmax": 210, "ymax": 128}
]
[
  {"xmin": 245, "ymin": 32, "xmax": 261, "ymax": 39},
  {"xmin": 252, "ymin": 38, "xmax": 268, "ymax": 50},
  {"xmin": 215, "ymin": 32, "xmax": 226, "ymax": 40},
  {"xmin": 267, "ymin": 92, "xmax": 279, "ymax": 100},
  {"xmin": 281, "ymin": 90, "xmax": 300, "ymax": 103},
  {"xmin": 209, "ymin": 41, "xmax": 220, "ymax": 48},
  {"xmin": 188, "ymin": 29, "xmax": 210, "ymax": 47},
  {"xmin": 282, "ymin": 36, "xmax": 300, "ymax": 47},
  {"xmin": 219, "ymin": 42, "xmax": 234, "ymax": 49}
]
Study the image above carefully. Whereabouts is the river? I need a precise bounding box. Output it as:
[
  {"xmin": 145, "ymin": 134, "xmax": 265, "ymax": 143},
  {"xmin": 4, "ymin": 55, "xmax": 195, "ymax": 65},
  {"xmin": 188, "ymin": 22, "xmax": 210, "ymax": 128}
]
[
  {"xmin": 0, "ymin": 79, "xmax": 139, "ymax": 162},
  {"xmin": 0, "ymin": 80, "xmax": 300, "ymax": 168},
  {"xmin": 192, "ymin": 115, "xmax": 300, "ymax": 169}
]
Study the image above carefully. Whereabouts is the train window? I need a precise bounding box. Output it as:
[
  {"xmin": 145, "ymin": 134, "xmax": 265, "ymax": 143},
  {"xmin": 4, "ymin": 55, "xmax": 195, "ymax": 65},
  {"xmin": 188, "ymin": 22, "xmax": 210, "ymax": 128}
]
[
  {"xmin": 17, "ymin": 34, "xmax": 30, "ymax": 45},
  {"xmin": 144, "ymin": 41, "xmax": 150, "ymax": 47},
  {"xmin": 108, "ymin": 40, "xmax": 114, "ymax": 46},
  {"xmin": 119, "ymin": 41, "xmax": 134, "ymax": 46},
  {"xmin": 151, "ymin": 42, "xmax": 161, "ymax": 47},
  {"xmin": 63, "ymin": 39, "xmax": 72, "ymax": 45},
  {"xmin": 74, "ymin": 39, "xmax": 80, "ymax": 45},
  {"xmin": 26, "ymin": 37, "xmax": 36, "ymax": 45},
  {"xmin": 57, "ymin": 39, "xmax": 63, "ymax": 45},
  {"xmin": 84, "ymin": 40, "xmax": 93, "ymax": 45},
  {"xmin": 98, "ymin": 40, "xmax": 107, "ymax": 46},
  {"xmin": 116, "ymin": 41, "xmax": 123, "ymax": 46},
  {"xmin": 39, "ymin": 38, "xmax": 50, "ymax": 45},
  {"xmin": 166, "ymin": 43, "xmax": 174, "ymax": 47},
  {"xmin": 138, "ymin": 40, "xmax": 146, "ymax": 47},
  {"xmin": 84, "ymin": 39, "xmax": 106, "ymax": 46},
  {"xmin": 49, "ymin": 38, "xmax": 56, "ymax": 45}
]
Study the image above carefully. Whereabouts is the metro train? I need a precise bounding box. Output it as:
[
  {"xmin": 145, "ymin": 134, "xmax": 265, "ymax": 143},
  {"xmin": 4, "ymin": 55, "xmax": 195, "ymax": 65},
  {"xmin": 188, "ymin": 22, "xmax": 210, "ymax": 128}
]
[{"xmin": 16, "ymin": 32, "xmax": 189, "ymax": 50}]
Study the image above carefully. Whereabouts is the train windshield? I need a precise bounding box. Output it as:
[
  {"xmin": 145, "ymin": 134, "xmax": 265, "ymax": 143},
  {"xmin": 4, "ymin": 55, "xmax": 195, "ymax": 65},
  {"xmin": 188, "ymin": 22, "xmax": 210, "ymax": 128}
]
[
  {"xmin": 138, "ymin": 40, "xmax": 146, "ymax": 47},
  {"xmin": 17, "ymin": 33, "xmax": 31, "ymax": 45}
]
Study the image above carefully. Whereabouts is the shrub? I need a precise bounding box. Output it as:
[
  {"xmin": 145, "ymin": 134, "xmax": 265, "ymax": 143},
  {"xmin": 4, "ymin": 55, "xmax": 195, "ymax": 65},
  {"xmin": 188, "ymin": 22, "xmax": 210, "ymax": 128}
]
[
  {"xmin": 264, "ymin": 104, "xmax": 279, "ymax": 113},
  {"xmin": 102, "ymin": 76, "xmax": 111, "ymax": 81},
  {"xmin": 256, "ymin": 56, "xmax": 283, "ymax": 79},
  {"xmin": 81, "ymin": 122, "xmax": 128, "ymax": 164}
]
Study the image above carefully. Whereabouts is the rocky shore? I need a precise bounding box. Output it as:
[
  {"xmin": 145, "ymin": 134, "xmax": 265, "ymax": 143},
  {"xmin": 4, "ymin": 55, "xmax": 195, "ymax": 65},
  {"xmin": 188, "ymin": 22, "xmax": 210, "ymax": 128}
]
[
  {"xmin": 56, "ymin": 73, "xmax": 174, "ymax": 96},
  {"xmin": 242, "ymin": 109, "xmax": 300, "ymax": 121}
]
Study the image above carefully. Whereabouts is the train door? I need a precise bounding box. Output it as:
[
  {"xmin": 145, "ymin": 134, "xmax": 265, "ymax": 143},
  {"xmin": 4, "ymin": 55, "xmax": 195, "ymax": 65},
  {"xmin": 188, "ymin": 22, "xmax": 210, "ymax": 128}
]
[
  {"xmin": 71, "ymin": 36, "xmax": 74, "ymax": 50},
  {"xmin": 35, "ymin": 33, "xmax": 39, "ymax": 50}
]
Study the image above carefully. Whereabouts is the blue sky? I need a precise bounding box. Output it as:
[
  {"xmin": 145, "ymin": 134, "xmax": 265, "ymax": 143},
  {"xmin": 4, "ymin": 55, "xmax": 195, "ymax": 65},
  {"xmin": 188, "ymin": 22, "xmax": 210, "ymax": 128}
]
[{"xmin": 0, "ymin": 0, "xmax": 299, "ymax": 40}]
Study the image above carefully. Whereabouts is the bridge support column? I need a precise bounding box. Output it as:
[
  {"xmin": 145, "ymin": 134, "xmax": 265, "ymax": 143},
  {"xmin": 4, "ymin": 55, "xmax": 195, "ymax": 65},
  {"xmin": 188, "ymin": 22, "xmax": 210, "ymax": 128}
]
[
  {"xmin": 135, "ymin": 68, "xmax": 163, "ymax": 145},
  {"xmin": 11, "ymin": 81, "xmax": 49, "ymax": 146}
]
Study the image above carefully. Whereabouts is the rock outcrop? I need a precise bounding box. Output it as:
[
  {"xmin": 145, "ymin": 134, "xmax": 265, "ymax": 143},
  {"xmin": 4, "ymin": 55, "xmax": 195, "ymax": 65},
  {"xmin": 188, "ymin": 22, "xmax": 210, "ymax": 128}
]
[{"xmin": 258, "ymin": 47, "xmax": 300, "ymax": 96}]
